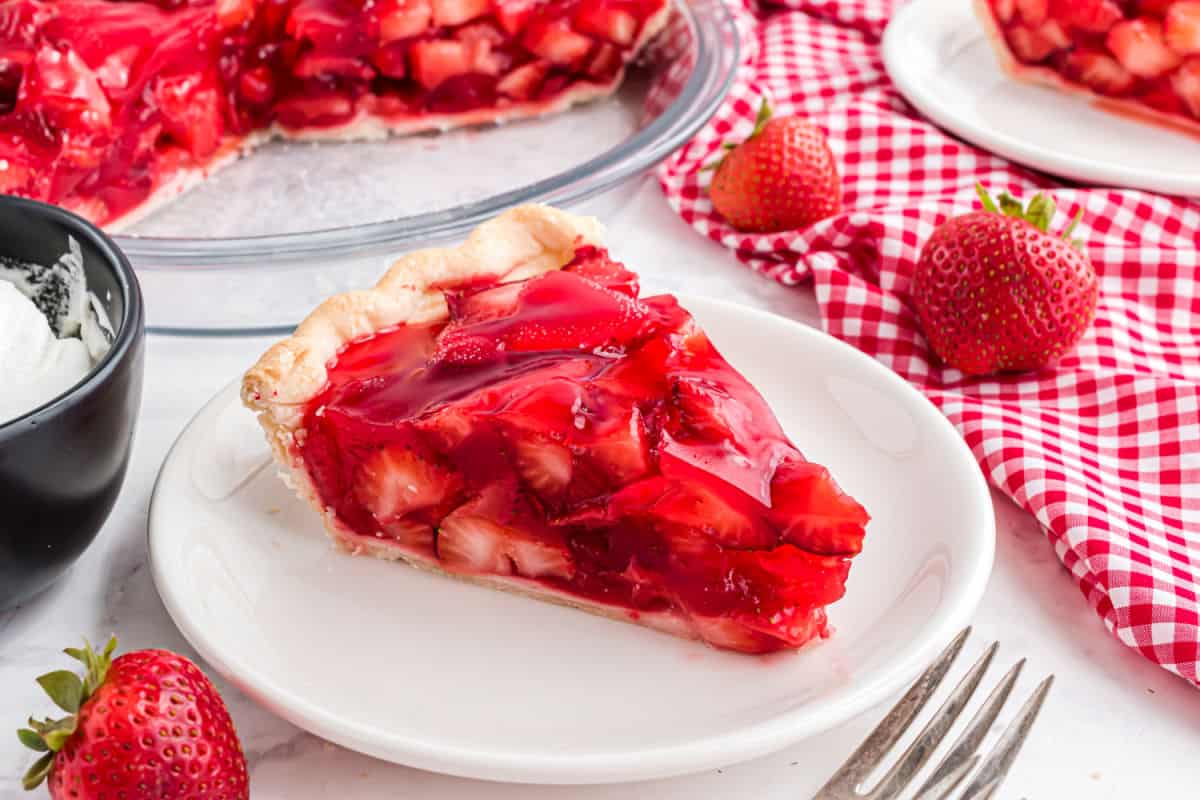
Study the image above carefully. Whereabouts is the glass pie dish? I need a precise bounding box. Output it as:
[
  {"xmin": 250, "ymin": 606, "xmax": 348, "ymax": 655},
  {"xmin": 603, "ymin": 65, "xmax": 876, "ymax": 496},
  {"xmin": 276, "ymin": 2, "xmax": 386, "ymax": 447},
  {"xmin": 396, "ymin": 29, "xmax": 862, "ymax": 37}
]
[{"xmin": 116, "ymin": 0, "xmax": 738, "ymax": 333}]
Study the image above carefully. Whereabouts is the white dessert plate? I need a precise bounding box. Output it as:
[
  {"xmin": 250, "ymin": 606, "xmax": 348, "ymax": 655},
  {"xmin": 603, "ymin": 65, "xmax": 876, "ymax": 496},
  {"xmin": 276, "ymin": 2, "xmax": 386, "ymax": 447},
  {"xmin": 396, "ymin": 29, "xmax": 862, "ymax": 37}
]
[
  {"xmin": 883, "ymin": 0, "xmax": 1200, "ymax": 197},
  {"xmin": 148, "ymin": 295, "xmax": 995, "ymax": 785}
]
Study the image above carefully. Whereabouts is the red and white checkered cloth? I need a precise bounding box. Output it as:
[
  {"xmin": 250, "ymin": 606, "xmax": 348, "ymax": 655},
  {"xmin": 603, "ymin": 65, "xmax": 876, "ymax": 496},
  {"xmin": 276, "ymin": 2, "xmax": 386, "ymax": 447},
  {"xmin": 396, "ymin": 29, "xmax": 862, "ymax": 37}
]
[{"xmin": 658, "ymin": 0, "xmax": 1200, "ymax": 685}]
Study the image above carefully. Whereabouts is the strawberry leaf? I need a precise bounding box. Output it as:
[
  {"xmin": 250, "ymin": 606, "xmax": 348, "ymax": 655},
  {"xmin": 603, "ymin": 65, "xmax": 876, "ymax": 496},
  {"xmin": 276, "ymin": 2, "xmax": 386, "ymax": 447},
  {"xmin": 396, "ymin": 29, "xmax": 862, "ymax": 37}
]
[
  {"xmin": 24, "ymin": 715, "xmax": 76, "ymax": 750},
  {"xmin": 21, "ymin": 635, "xmax": 118, "ymax": 788},
  {"xmin": 1025, "ymin": 193, "xmax": 1055, "ymax": 232},
  {"xmin": 42, "ymin": 725, "xmax": 75, "ymax": 752},
  {"xmin": 16, "ymin": 728, "xmax": 47, "ymax": 752},
  {"xmin": 706, "ymin": 99, "xmax": 775, "ymax": 174},
  {"xmin": 1062, "ymin": 206, "xmax": 1084, "ymax": 249},
  {"xmin": 36, "ymin": 671, "xmax": 82, "ymax": 714},
  {"xmin": 64, "ymin": 636, "xmax": 117, "ymax": 698},
  {"xmin": 21, "ymin": 752, "xmax": 54, "ymax": 791},
  {"xmin": 975, "ymin": 184, "xmax": 999, "ymax": 213},
  {"xmin": 997, "ymin": 191, "xmax": 1024, "ymax": 218},
  {"xmin": 750, "ymin": 98, "xmax": 773, "ymax": 138},
  {"xmin": 976, "ymin": 185, "xmax": 1083, "ymax": 246}
]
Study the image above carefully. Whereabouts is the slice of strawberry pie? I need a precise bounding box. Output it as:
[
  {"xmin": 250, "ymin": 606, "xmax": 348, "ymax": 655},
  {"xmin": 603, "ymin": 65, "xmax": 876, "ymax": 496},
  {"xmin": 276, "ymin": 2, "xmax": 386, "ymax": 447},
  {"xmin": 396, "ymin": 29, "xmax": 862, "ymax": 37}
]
[
  {"xmin": 0, "ymin": 0, "xmax": 669, "ymax": 228},
  {"xmin": 242, "ymin": 206, "xmax": 869, "ymax": 654},
  {"xmin": 976, "ymin": 0, "xmax": 1200, "ymax": 135}
]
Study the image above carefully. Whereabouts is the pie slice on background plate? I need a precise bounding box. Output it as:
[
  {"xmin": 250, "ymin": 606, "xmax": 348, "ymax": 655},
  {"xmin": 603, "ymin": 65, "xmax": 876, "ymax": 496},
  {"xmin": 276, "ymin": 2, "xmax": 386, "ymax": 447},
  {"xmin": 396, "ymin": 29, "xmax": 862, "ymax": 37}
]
[
  {"xmin": 0, "ymin": 0, "xmax": 669, "ymax": 229},
  {"xmin": 242, "ymin": 205, "xmax": 870, "ymax": 654},
  {"xmin": 975, "ymin": 0, "xmax": 1200, "ymax": 136}
]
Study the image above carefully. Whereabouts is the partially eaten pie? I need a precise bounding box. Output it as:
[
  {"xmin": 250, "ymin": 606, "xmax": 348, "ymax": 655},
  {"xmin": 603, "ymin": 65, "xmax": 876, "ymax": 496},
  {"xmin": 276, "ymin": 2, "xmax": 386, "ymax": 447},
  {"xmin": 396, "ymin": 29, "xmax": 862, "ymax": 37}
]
[
  {"xmin": 0, "ymin": 0, "xmax": 669, "ymax": 228},
  {"xmin": 242, "ymin": 206, "xmax": 869, "ymax": 653},
  {"xmin": 976, "ymin": 0, "xmax": 1200, "ymax": 135}
]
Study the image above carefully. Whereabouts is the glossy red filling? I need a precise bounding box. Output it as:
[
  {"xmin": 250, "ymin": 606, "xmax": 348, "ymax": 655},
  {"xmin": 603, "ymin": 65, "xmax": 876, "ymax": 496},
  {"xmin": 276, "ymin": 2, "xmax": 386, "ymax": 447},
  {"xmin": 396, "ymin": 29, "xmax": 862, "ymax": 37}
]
[
  {"xmin": 299, "ymin": 247, "xmax": 869, "ymax": 653},
  {"xmin": 983, "ymin": 0, "xmax": 1200, "ymax": 126},
  {"xmin": 0, "ymin": 0, "xmax": 666, "ymax": 225}
]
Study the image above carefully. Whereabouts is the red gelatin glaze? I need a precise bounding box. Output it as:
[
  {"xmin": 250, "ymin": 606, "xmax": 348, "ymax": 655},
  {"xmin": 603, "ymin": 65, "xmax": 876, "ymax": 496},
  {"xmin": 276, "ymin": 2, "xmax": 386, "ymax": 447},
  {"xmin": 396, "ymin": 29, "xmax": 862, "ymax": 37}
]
[{"xmin": 299, "ymin": 248, "xmax": 870, "ymax": 653}]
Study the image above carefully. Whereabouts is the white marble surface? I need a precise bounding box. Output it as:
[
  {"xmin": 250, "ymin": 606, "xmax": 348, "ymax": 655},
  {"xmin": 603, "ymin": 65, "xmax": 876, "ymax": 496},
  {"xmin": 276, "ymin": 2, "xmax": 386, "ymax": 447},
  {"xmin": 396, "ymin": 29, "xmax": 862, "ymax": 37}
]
[{"xmin": 2, "ymin": 179, "xmax": 1197, "ymax": 799}]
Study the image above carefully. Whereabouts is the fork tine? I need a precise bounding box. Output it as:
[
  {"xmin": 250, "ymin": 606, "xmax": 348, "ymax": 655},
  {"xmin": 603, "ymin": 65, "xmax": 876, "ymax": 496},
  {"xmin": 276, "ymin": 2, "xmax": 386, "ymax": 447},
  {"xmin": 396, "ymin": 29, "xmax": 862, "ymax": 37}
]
[
  {"xmin": 814, "ymin": 628, "xmax": 971, "ymax": 794},
  {"xmin": 957, "ymin": 675, "xmax": 1055, "ymax": 800},
  {"xmin": 867, "ymin": 642, "xmax": 998, "ymax": 800},
  {"xmin": 910, "ymin": 657, "xmax": 1025, "ymax": 800},
  {"xmin": 912, "ymin": 754, "xmax": 979, "ymax": 800}
]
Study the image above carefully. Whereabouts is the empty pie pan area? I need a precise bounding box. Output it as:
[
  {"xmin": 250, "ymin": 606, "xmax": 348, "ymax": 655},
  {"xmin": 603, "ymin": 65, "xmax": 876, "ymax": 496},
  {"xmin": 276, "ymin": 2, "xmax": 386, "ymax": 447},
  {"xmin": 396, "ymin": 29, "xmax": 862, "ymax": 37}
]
[{"xmin": 115, "ymin": 0, "xmax": 738, "ymax": 334}]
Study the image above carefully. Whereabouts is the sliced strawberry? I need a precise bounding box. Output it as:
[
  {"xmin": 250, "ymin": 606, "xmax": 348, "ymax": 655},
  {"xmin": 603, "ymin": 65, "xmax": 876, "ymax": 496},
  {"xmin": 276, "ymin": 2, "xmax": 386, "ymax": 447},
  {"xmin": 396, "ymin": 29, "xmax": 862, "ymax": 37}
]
[
  {"xmin": 768, "ymin": 458, "xmax": 868, "ymax": 556},
  {"xmin": 496, "ymin": 60, "xmax": 550, "ymax": 99},
  {"xmin": 522, "ymin": 19, "xmax": 595, "ymax": 67},
  {"xmin": 1107, "ymin": 18, "xmax": 1183, "ymax": 77},
  {"xmin": 574, "ymin": 0, "xmax": 638, "ymax": 46},
  {"xmin": 153, "ymin": 75, "xmax": 223, "ymax": 158},
  {"xmin": 272, "ymin": 92, "xmax": 356, "ymax": 126},
  {"xmin": 446, "ymin": 280, "xmax": 525, "ymax": 322},
  {"xmin": 1015, "ymin": 0, "xmax": 1048, "ymax": 25},
  {"xmin": 286, "ymin": 0, "xmax": 366, "ymax": 51},
  {"xmin": 354, "ymin": 445, "xmax": 463, "ymax": 523},
  {"xmin": 238, "ymin": 66, "xmax": 276, "ymax": 105},
  {"xmin": 377, "ymin": 0, "xmax": 433, "ymax": 41},
  {"xmin": 25, "ymin": 46, "xmax": 111, "ymax": 130},
  {"xmin": 409, "ymin": 39, "xmax": 474, "ymax": 89},
  {"xmin": 735, "ymin": 603, "xmax": 828, "ymax": 649},
  {"xmin": 379, "ymin": 518, "xmax": 436, "ymax": 550},
  {"xmin": 514, "ymin": 436, "xmax": 574, "ymax": 496},
  {"xmin": 492, "ymin": 0, "xmax": 542, "ymax": 36},
  {"xmin": 1171, "ymin": 57, "xmax": 1200, "ymax": 116},
  {"xmin": 1006, "ymin": 21, "xmax": 1070, "ymax": 62},
  {"xmin": 0, "ymin": 148, "xmax": 34, "ymax": 193},
  {"xmin": 437, "ymin": 270, "xmax": 656, "ymax": 361},
  {"xmin": 666, "ymin": 377, "xmax": 739, "ymax": 442},
  {"xmin": 657, "ymin": 522, "xmax": 722, "ymax": 561},
  {"xmin": 563, "ymin": 246, "xmax": 640, "ymax": 296},
  {"xmin": 370, "ymin": 41, "xmax": 410, "ymax": 79},
  {"xmin": 503, "ymin": 270, "xmax": 653, "ymax": 352},
  {"xmin": 992, "ymin": 0, "xmax": 1015, "ymax": 23},
  {"xmin": 293, "ymin": 53, "xmax": 375, "ymax": 80},
  {"xmin": 494, "ymin": 375, "xmax": 591, "ymax": 440},
  {"xmin": 737, "ymin": 545, "xmax": 851, "ymax": 609},
  {"xmin": 1048, "ymin": 0, "xmax": 1123, "ymax": 32},
  {"xmin": 1165, "ymin": 1, "xmax": 1200, "ymax": 55},
  {"xmin": 92, "ymin": 45, "xmax": 141, "ymax": 91},
  {"xmin": 507, "ymin": 535, "xmax": 575, "ymax": 579},
  {"xmin": 438, "ymin": 489, "xmax": 575, "ymax": 579},
  {"xmin": 216, "ymin": 0, "xmax": 256, "ymax": 29},
  {"xmin": 1063, "ymin": 47, "xmax": 1136, "ymax": 95},
  {"xmin": 456, "ymin": 21, "xmax": 507, "ymax": 44},
  {"xmin": 414, "ymin": 402, "xmax": 477, "ymax": 449},
  {"xmin": 607, "ymin": 475, "xmax": 775, "ymax": 549},
  {"xmin": 585, "ymin": 43, "xmax": 623, "ymax": 79},
  {"xmin": 588, "ymin": 405, "xmax": 651, "ymax": 483},
  {"xmin": 437, "ymin": 506, "xmax": 514, "ymax": 574},
  {"xmin": 688, "ymin": 616, "xmax": 782, "ymax": 654},
  {"xmin": 431, "ymin": 0, "xmax": 489, "ymax": 27}
]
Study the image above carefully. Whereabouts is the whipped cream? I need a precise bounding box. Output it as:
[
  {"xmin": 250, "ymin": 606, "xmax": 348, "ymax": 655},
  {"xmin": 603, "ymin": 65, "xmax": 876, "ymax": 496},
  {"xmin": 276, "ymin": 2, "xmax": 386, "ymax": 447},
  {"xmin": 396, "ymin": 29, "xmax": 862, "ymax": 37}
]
[{"xmin": 0, "ymin": 238, "xmax": 115, "ymax": 425}]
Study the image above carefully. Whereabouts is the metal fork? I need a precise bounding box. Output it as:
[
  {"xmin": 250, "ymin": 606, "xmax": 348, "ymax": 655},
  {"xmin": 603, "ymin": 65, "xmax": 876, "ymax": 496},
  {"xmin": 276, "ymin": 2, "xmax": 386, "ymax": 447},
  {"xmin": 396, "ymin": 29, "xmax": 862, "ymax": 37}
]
[{"xmin": 813, "ymin": 629, "xmax": 1053, "ymax": 800}]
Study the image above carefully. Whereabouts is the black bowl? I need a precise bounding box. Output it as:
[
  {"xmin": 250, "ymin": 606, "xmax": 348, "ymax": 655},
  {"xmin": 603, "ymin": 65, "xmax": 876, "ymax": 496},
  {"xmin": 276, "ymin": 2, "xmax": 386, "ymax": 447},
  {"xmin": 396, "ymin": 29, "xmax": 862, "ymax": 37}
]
[{"xmin": 0, "ymin": 198, "xmax": 145, "ymax": 610}]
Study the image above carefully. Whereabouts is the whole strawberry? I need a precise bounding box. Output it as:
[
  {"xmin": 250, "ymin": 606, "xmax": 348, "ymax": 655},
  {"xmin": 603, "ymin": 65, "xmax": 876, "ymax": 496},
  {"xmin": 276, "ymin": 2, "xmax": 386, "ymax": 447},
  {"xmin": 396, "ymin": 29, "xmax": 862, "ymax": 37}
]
[
  {"xmin": 708, "ymin": 101, "xmax": 842, "ymax": 233},
  {"xmin": 18, "ymin": 637, "xmax": 248, "ymax": 800},
  {"xmin": 912, "ymin": 185, "xmax": 1098, "ymax": 376}
]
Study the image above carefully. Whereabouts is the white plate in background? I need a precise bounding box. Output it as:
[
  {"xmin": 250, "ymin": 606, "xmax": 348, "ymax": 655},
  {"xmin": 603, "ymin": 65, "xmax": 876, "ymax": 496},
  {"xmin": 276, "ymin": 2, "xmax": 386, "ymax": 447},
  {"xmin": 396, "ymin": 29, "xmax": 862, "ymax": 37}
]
[{"xmin": 883, "ymin": 0, "xmax": 1199, "ymax": 197}]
